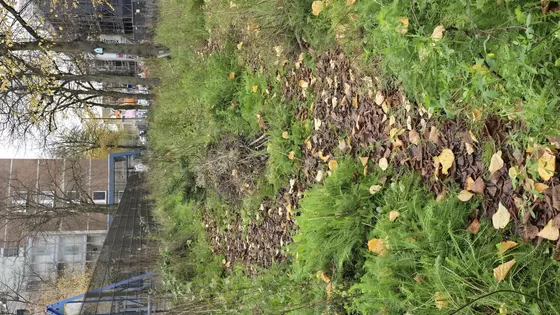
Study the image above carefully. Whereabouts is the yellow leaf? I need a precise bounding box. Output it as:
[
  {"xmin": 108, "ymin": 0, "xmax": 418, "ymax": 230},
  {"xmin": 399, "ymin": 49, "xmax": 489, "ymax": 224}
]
[
  {"xmin": 389, "ymin": 115, "xmax": 396, "ymax": 126},
  {"xmin": 472, "ymin": 109, "xmax": 482, "ymax": 121},
  {"xmin": 469, "ymin": 130, "xmax": 478, "ymax": 143},
  {"xmin": 328, "ymin": 160, "xmax": 338, "ymax": 171},
  {"xmin": 465, "ymin": 142, "xmax": 475, "ymax": 155},
  {"xmin": 311, "ymin": 1, "xmax": 324, "ymax": 16},
  {"xmin": 288, "ymin": 151, "xmax": 295, "ymax": 160},
  {"xmin": 438, "ymin": 149, "xmax": 454, "ymax": 175},
  {"xmin": 0, "ymin": 80, "xmax": 8, "ymax": 91},
  {"xmin": 537, "ymin": 220, "xmax": 559, "ymax": 241},
  {"xmin": 367, "ymin": 238, "xmax": 386, "ymax": 255},
  {"xmin": 537, "ymin": 150, "xmax": 556, "ymax": 181},
  {"xmin": 508, "ymin": 166, "xmax": 518, "ymax": 180},
  {"xmin": 282, "ymin": 131, "xmax": 289, "ymax": 139},
  {"xmin": 458, "ymin": 190, "xmax": 474, "ymax": 202},
  {"xmin": 465, "ymin": 177, "xmax": 475, "ymax": 191},
  {"xmin": 252, "ymin": 85, "xmax": 258, "ymax": 93},
  {"xmin": 318, "ymin": 151, "xmax": 330, "ymax": 162},
  {"xmin": 299, "ymin": 80, "xmax": 309, "ymax": 89},
  {"xmin": 237, "ymin": 42, "xmax": 243, "ymax": 50},
  {"xmin": 369, "ymin": 185, "xmax": 382, "ymax": 195},
  {"xmin": 472, "ymin": 65, "xmax": 489, "ymax": 75},
  {"xmin": 493, "ymin": 259, "xmax": 516, "ymax": 282},
  {"xmin": 346, "ymin": 0, "xmax": 356, "ymax": 6},
  {"xmin": 431, "ymin": 25, "xmax": 445, "ymax": 41},
  {"xmin": 229, "ymin": 72, "xmax": 236, "ymax": 80},
  {"xmin": 352, "ymin": 95, "xmax": 359, "ymax": 108},
  {"xmin": 359, "ymin": 156, "xmax": 369, "ymax": 167},
  {"xmin": 389, "ymin": 210, "xmax": 400, "ymax": 222},
  {"xmin": 434, "ymin": 292, "xmax": 449, "ymax": 310},
  {"xmin": 492, "ymin": 202, "xmax": 511, "ymax": 230},
  {"xmin": 397, "ymin": 16, "xmax": 409, "ymax": 35},
  {"xmin": 535, "ymin": 183, "xmax": 549, "ymax": 193},
  {"xmin": 489, "ymin": 151, "xmax": 504, "ymax": 174},
  {"xmin": 378, "ymin": 157, "xmax": 389, "ymax": 171},
  {"xmin": 497, "ymin": 241, "xmax": 518, "ymax": 255},
  {"xmin": 319, "ymin": 272, "xmax": 331, "ymax": 283},
  {"xmin": 247, "ymin": 22, "xmax": 259, "ymax": 31}
]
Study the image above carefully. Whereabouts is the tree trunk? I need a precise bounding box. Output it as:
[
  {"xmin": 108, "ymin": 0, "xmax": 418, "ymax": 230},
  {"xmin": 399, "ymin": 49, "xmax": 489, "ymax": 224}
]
[
  {"xmin": 87, "ymin": 103, "xmax": 148, "ymax": 110},
  {"xmin": 9, "ymin": 41, "xmax": 169, "ymax": 58},
  {"xmin": 59, "ymin": 74, "xmax": 160, "ymax": 86},
  {"xmin": 58, "ymin": 87, "xmax": 156, "ymax": 100}
]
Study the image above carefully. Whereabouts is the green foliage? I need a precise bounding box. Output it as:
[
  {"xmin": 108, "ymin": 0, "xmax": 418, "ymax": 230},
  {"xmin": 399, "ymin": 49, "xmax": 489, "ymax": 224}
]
[
  {"xmin": 293, "ymin": 160, "xmax": 388, "ymax": 280},
  {"xmin": 350, "ymin": 179, "xmax": 560, "ymax": 314}
]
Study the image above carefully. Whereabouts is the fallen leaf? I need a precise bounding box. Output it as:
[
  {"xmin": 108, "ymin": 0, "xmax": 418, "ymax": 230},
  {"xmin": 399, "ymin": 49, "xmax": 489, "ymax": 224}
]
[
  {"xmin": 489, "ymin": 151, "xmax": 504, "ymax": 174},
  {"xmin": 282, "ymin": 131, "xmax": 289, "ymax": 139},
  {"xmin": 346, "ymin": 0, "xmax": 356, "ymax": 6},
  {"xmin": 336, "ymin": 140, "xmax": 347, "ymax": 153},
  {"xmin": 252, "ymin": 85, "xmax": 258, "ymax": 93},
  {"xmin": 429, "ymin": 126, "xmax": 440, "ymax": 144},
  {"xmin": 470, "ymin": 178, "xmax": 486, "ymax": 195},
  {"xmin": 508, "ymin": 166, "xmax": 518, "ymax": 180},
  {"xmin": 369, "ymin": 185, "xmax": 382, "ymax": 195},
  {"xmin": 288, "ymin": 151, "xmax": 295, "ymax": 160},
  {"xmin": 314, "ymin": 118, "xmax": 322, "ymax": 131},
  {"xmin": 237, "ymin": 42, "xmax": 243, "ymax": 50},
  {"xmin": 319, "ymin": 272, "xmax": 331, "ymax": 283},
  {"xmin": 389, "ymin": 115, "xmax": 396, "ymax": 126},
  {"xmin": 469, "ymin": 131, "xmax": 478, "ymax": 143},
  {"xmin": 458, "ymin": 190, "xmax": 474, "ymax": 202},
  {"xmin": 397, "ymin": 16, "xmax": 409, "ymax": 34},
  {"xmin": 467, "ymin": 218, "xmax": 481, "ymax": 234},
  {"xmin": 409, "ymin": 130, "xmax": 420, "ymax": 145},
  {"xmin": 431, "ymin": 25, "xmax": 445, "ymax": 41},
  {"xmin": 229, "ymin": 72, "xmax": 236, "ymax": 80},
  {"xmin": 299, "ymin": 80, "xmax": 309, "ymax": 89},
  {"xmin": 472, "ymin": 109, "xmax": 482, "ymax": 121},
  {"xmin": 328, "ymin": 160, "xmax": 338, "ymax": 171},
  {"xmin": 381, "ymin": 101, "xmax": 389, "ymax": 114},
  {"xmin": 465, "ymin": 177, "xmax": 475, "ymax": 191},
  {"xmin": 535, "ymin": 183, "xmax": 549, "ymax": 193},
  {"xmin": 438, "ymin": 149, "xmax": 454, "ymax": 175},
  {"xmin": 389, "ymin": 210, "xmax": 400, "ymax": 222},
  {"xmin": 496, "ymin": 241, "xmax": 518, "ymax": 255},
  {"xmin": 465, "ymin": 142, "xmax": 475, "ymax": 155},
  {"xmin": 434, "ymin": 292, "xmax": 448, "ymax": 310},
  {"xmin": 367, "ymin": 238, "xmax": 386, "ymax": 255},
  {"xmin": 494, "ymin": 259, "xmax": 516, "ymax": 282},
  {"xmin": 359, "ymin": 156, "xmax": 369, "ymax": 167},
  {"xmin": 256, "ymin": 114, "xmax": 266, "ymax": 129},
  {"xmin": 315, "ymin": 170, "xmax": 324, "ymax": 182},
  {"xmin": 379, "ymin": 157, "xmax": 389, "ymax": 171},
  {"xmin": 537, "ymin": 220, "xmax": 559, "ymax": 240},
  {"xmin": 352, "ymin": 95, "xmax": 359, "ymax": 108},
  {"xmin": 311, "ymin": 1, "xmax": 324, "ymax": 16},
  {"xmin": 537, "ymin": 149, "xmax": 556, "ymax": 181},
  {"xmin": 318, "ymin": 151, "xmax": 330, "ymax": 162},
  {"xmin": 492, "ymin": 202, "xmax": 511, "ymax": 230},
  {"xmin": 375, "ymin": 91, "xmax": 385, "ymax": 105}
]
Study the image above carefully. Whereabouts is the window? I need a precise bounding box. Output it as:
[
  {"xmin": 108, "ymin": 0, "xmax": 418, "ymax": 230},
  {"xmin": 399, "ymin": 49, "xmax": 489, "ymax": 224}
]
[
  {"xmin": 92, "ymin": 191, "xmax": 107, "ymax": 204},
  {"xmin": 3, "ymin": 247, "xmax": 19, "ymax": 257},
  {"xmin": 64, "ymin": 245, "xmax": 81, "ymax": 255},
  {"xmin": 38, "ymin": 191, "xmax": 55, "ymax": 208},
  {"xmin": 11, "ymin": 191, "xmax": 27, "ymax": 212},
  {"xmin": 66, "ymin": 191, "xmax": 82, "ymax": 203}
]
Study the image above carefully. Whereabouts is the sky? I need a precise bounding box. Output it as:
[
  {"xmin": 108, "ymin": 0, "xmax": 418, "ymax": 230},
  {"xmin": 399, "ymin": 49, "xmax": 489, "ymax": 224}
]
[{"xmin": 0, "ymin": 137, "xmax": 43, "ymax": 158}]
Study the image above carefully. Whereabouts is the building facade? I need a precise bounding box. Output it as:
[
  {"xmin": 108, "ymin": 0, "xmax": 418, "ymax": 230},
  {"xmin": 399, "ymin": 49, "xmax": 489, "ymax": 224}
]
[{"xmin": 0, "ymin": 159, "xmax": 110, "ymax": 312}]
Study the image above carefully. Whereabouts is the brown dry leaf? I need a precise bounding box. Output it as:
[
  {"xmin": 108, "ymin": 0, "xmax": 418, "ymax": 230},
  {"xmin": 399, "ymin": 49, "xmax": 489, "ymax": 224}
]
[
  {"xmin": 367, "ymin": 238, "xmax": 386, "ymax": 255},
  {"xmin": 288, "ymin": 151, "xmax": 295, "ymax": 160},
  {"xmin": 311, "ymin": 1, "xmax": 324, "ymax": 16},
  {"xmin": 397, "ymin": 16, "xmax": 409, "ymax": 34},
  {"xmin": 409, "ymin": 130, "xmax": 420, "ymax": 145},
  {"xmin": 375, "ymin": 91, "xmax": 385, "ymax": 105},
  {"xmin": 320, "ymin": 272, "xmax": 331, "ymax": 283},
  {"xmin": 282, "ymin": 131, "xmax": 289, "ymax": 139},
  {"xmin": 328, "ymin": 160, "xmax": 338, "ymax": 171},
  {"xmin": 247, "ymin": 22, "xmax": 259, "ymax": 31},
  {"xmin": 458, "ymin": 190, "xmax": 474, "ymax": 202},
  {"xmin": 438, "ymin": 149, "xmax": 454, "ymax": 175},
  {"xmin": 535, "ymin": 183, "xmax": 549, "ymax": 193},
  {"xmin": 494, "ymin": 259, "xmax": 516, "ymax": 282},
  {"xmin": 497, "ymin": 241, "xmax": 518, "ymax": 255},
  {"xmin": 470, "ymin": 178, "xmax": 486, "ymax": 195},
  {"xmin": 492, "ymin": 202, "xmax": 511, "ymax": 230},
  {"xmin": 369, "ymin": 185, "xmax": 382, "ymax": 195},
  {"xmin": 467, "ymin": 218, "xmax": 481, "ymax": 234},
  {"xmin": 229, "ymin": 72, "xmax": 236, "ymax": 80},
  {"xmin": 429, "ymin": 126, "xmax": 440, "ymax": 144},
  {"xmin": 537, "ymin": 149, "xmax": 556, "ymax": 181},
  {"xmin": 359, "ymin": 156, "xmax": 369, "ymax": 167},
  {"xmin": 389, "ymin": 211, "xmax": 400, "ymax": 222},
  {"xmin": 318, "ymin": 151, "xmax": 330, "ymax": 162},
  {"xmin": 489, "ymin": 151, "xmax": 504, "ymax": 174},
  {"xmin": 537, "ymin": 220, "xmax": 559, "ymax": 241},
  {"xmin": 379, "ymin": 157, "xmax": 389, "ymax": 171},
  {"xmin": 431, "ymin": 25, "xmax": 445, "ymax": 41},
  {"xmin": 434, "ymin": 292, "xmax": 449, "ymax": 310},
  {"xmin": 256, "ymin": 114, "xmax": 266, "ymax": 129},
  {"xmin": 338, "ymin": 139, "xmax": 348, "ymax": 152},
  {"xmin": 465, "ymin": 142, "xmax": 475, "ymax": 155},
  {"xmin": 352, "ymin": 95, "xmax": 359, "ymax": 108}
]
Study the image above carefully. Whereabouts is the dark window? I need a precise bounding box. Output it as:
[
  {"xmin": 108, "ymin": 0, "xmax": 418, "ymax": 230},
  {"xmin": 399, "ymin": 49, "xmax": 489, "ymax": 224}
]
[{"xmin": 4, "ymin": 247, "xmax": 19, "ymax": 257}]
